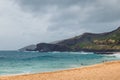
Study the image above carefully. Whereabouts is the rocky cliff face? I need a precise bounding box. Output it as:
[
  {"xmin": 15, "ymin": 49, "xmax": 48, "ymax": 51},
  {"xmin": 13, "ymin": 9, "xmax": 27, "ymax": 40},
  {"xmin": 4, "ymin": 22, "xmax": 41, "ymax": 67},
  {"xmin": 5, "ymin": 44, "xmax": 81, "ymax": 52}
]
[
  {"xmin": 35, "ymin": 43, "xmax": 71, "ymax": 52},
  {"xmin": 19, "ymin": 27, "xmax": 120, "ymax": 53}
]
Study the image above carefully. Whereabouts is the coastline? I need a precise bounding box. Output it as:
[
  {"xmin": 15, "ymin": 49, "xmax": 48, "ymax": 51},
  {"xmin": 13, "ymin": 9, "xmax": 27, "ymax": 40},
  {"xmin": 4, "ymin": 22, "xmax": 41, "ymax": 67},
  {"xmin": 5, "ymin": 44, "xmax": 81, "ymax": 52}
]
[{"xmin": 0, "ymin": 60, "xmax": 120, "ymax": 80}]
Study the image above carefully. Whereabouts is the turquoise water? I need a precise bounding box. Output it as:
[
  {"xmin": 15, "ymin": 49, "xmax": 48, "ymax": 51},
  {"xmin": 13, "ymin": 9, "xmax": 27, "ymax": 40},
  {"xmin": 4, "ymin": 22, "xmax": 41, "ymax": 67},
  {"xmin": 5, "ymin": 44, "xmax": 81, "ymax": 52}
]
[{"xmin": 0, "ymin": 51, "xmax": 120, "ymax": 75}]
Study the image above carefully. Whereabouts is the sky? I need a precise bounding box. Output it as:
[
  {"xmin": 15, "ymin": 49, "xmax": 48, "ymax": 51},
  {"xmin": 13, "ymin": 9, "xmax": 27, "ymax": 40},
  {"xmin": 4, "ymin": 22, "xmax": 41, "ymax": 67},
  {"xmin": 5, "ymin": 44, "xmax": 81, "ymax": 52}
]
[{"xmin": 0, "ymin": 0, "xmax": 120, "ymax": 50}]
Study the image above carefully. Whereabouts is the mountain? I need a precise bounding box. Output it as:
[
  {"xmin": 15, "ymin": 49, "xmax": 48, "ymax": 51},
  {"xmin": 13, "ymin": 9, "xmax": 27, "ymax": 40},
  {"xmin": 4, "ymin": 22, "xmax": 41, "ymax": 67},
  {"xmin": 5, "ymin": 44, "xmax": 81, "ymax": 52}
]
[{"xmin": 19, "ymin": 27, "xmax": 120, "ymax": 53}]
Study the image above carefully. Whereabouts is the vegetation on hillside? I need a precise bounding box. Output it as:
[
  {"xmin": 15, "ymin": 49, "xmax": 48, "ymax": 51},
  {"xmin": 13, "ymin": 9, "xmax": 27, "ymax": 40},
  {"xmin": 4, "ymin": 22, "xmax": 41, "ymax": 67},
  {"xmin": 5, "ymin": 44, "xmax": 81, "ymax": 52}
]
[{"xmin": 57, "ymin": 27, "xmax": 120, "ymax": 51}]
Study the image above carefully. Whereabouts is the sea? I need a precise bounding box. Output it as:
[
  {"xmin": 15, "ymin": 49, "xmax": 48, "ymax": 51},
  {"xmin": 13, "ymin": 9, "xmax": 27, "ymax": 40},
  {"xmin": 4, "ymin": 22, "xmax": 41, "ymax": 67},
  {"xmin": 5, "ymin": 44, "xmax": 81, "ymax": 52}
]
[{"xmin": 0, "ymin": 51, "xmax": 120, "ymax": 76}]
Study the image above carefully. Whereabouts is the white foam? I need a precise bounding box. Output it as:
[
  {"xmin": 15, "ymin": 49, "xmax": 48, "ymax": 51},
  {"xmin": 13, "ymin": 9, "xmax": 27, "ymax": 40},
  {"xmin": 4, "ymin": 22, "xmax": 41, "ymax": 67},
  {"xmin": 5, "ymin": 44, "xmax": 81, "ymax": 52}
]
[
  {"xmin": 105, "ymin": 53, "xmax": 120, "ymax": 58},
  {"xmin": 67, "ymin": 52, "xmax": 94, "ymax": 54},
  {"xmin": 80, "ymin": 52, "xmax": 94, "ymax": 54},
  {"xmin": 112, "ymin": 53, "xmax": 120, "ymax": 58}
]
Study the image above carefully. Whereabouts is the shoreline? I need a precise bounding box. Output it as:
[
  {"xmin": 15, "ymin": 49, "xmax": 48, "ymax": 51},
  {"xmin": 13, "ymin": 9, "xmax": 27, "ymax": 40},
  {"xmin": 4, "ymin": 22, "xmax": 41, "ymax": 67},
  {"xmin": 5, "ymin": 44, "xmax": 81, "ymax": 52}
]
[
  {"xmin": 1, "ymin": 60, "xmax": 120, "ymax": 80},
  {"xmin": 0, "ymin": 60, "xmax": 118, "ymax": 77},
  {"xmin": 19, "ymin": 50, "xmax": 120, "ymax": 54}
]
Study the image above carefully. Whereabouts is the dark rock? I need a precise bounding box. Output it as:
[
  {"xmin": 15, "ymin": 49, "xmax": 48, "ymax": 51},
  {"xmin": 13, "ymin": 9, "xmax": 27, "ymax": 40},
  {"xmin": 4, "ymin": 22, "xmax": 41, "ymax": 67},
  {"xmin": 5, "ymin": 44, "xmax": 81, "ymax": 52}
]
[{"xmin": 36, "ymin": 43, "xmax": 72, "ymax": 52}]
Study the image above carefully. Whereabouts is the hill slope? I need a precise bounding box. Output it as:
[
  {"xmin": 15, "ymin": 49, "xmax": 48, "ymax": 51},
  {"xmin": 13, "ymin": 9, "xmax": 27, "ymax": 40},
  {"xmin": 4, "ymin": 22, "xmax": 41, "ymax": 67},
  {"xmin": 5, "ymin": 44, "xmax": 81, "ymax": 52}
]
[
  {"xmin": 19, "ymin": 27, "xmax": 120, "ymax": 53},
  {"xmin": 56, "ymin": 27, "xmax": 120, "ymax": 52}
]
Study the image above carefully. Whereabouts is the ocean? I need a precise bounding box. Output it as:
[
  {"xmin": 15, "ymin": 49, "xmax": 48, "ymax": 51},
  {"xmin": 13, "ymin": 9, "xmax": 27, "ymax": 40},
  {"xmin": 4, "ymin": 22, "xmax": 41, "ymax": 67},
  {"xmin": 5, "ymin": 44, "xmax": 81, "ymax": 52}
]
[{"xmin": 0, "ymin": 51, "xmax": 120, "ymax": 76}]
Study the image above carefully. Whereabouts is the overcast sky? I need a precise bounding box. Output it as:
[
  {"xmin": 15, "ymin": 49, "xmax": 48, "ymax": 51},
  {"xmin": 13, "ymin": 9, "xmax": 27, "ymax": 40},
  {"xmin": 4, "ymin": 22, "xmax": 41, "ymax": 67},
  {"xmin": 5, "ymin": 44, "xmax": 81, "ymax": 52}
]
[{"xmin": 0, "ymin": 0, "xmax": 120, "ymax": 50}]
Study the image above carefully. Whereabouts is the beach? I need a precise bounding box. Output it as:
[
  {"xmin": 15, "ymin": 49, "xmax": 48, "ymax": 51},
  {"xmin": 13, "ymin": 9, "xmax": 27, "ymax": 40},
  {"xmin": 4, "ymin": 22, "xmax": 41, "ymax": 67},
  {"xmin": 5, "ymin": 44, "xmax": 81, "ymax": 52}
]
[{"xmin": 0, "ymin": 60, "xmax": 120, "ymax": 80}]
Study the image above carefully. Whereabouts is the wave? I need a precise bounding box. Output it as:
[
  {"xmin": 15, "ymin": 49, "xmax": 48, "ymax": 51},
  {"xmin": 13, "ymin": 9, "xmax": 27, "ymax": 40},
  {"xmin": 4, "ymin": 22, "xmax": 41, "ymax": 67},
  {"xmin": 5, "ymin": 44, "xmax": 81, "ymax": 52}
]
[
  {"xmin": 104, "ymin": 53, "xmax": 120, "ymax": 58},
  {"xmin": 79, "ymin": 52, "xmax": 94, "ymax": 54},
  {"xmin": 0, "ymin": 56, "xmax": 7, "ymax": 59},
  {"xmin": 46, "ymin": 51, "xmax": 94, "ymax": 54},
  {"xmin": 0, "ymin": 54, "xmax": 59, "ymax": 60},
  {"xmin": 111, "ymin": 54, "xmax": 120, "ymax": 58},
  {"xmin": 65, "ymin": 52, "xmax": 94, "ymax": 54},
  {"xmin": 22, "ymin": 55, "xmax": 58, "ymax": 61}
]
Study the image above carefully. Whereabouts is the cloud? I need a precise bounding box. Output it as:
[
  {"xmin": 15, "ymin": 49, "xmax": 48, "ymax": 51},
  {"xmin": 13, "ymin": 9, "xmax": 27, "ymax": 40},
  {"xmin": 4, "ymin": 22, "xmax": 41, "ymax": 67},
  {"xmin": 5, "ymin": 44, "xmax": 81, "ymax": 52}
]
[
  {"xmin": 0, "ymin": 0, "xmax": 52, "ymax": 50},
  {"xmin": 86, "ymin": 0, "xmax": 120, "ymax": 23},
  {"xmin": 0, "ymin": 0, "xmax": 120, "ymax": 50},
  {"xmin": 16, "ymin": 0, "xmax": 120, "ymax": 31}
]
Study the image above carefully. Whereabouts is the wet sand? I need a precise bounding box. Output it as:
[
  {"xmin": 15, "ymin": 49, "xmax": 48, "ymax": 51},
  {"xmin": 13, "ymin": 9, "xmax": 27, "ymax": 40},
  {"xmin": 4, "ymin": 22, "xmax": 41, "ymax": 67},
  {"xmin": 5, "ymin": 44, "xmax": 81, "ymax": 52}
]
[{"xmin": 0, "ymin": 60, "xmax": 120, "ymax": 80}]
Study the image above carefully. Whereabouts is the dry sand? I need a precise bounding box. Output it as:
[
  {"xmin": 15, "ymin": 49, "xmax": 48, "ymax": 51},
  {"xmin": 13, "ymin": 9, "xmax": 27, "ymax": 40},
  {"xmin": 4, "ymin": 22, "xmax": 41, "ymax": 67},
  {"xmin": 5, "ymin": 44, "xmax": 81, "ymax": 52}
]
[{"xmin": 0, "ymin": 60, "xmax": 120, "ymax": 80}]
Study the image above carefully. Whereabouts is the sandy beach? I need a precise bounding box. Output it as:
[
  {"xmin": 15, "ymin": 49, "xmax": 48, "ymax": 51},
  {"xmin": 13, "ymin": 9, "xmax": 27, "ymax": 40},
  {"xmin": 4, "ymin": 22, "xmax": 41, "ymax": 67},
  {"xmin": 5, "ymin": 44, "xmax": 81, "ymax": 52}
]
[{"xmin": 0, "ymin": 60, "xmax": 120, "ymax": 80}]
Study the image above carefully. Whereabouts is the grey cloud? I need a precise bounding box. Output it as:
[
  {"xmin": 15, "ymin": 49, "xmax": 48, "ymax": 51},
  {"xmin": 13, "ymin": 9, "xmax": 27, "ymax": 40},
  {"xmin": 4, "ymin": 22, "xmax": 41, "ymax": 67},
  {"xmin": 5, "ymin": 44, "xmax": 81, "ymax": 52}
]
[
  {"xmin": 86, "ymin": 0, "xmax": 120, "ymax": 23},
  {"xmin": 16, "ymin": 0, "xmax": 94, "ymax": 8},
  {"xmin": 15, "ymin": 0, "xmax": 120, "ymax": 32},
  {"xmin": 16, "ymin": 0, "xmax": 120, "ymax": 22},
  {"xmin": 16, "ymin": 0, "xmax": 120, "ymax": 30},
  {"xmin": 15, "ymin": 0, "xmax": 96, "ymax": 15}
]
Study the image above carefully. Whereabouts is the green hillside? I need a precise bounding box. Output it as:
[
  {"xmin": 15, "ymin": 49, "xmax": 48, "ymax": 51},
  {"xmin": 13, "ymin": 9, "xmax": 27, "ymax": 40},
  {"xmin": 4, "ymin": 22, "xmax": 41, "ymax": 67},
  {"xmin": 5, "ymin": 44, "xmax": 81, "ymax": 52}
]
[{"xmin": 57, "ymin": 27, "xmax": 120, "ymax": 51}]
